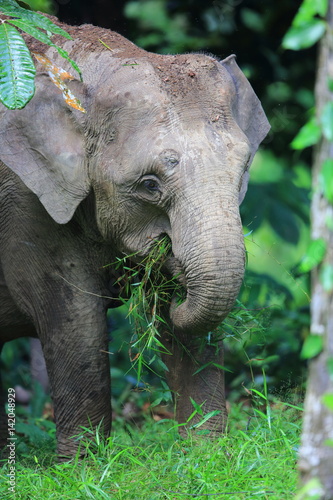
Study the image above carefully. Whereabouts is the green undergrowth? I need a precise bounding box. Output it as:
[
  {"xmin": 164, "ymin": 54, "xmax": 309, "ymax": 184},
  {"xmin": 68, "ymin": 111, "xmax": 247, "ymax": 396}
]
[{"xmin": 1, "ymin": 401, "xmax": 301, "ymax": 500}]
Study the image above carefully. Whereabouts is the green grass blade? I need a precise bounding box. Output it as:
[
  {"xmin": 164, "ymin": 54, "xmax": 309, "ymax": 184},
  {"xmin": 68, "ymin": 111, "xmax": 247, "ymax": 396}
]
[
  {"xmin": 250, "ymin": 388, "xmax": 267, "ymax": 400},
  {"xmin": 190, "ymin": 397, "xmax": 204, "ymax": 416},
  {"xmin": 190, "ymin": 410, "xmax": 221, "ymax": 428},
  {"xmin": 0, "ymin": 24, "xmax": 35, "ymax": 109},
  {"xmin": 280, "ymin": 401, "xmax": 304, "ymax": 411}
]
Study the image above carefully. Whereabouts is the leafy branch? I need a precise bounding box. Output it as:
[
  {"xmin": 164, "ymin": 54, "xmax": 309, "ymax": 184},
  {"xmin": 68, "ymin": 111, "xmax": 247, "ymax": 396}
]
[{"xmin": 0, "ymin": 0, "xmax": 82, "ymax": 109}]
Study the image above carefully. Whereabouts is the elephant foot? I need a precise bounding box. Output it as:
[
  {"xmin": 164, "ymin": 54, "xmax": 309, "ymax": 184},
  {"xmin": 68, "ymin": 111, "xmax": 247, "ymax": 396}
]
[{"xmin": 56, "ymin": 417, "xmax": 111, "ymax": 461}]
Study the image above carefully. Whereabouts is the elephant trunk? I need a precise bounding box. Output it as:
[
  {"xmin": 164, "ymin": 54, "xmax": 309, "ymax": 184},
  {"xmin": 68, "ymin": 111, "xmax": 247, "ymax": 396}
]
[{"xmin": 169, "ymin": 193, "xmax": 245, "ymax": 336}]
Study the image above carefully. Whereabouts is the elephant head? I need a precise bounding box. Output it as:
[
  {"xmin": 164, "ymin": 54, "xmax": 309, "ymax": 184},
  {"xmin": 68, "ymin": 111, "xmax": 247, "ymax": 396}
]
[{"xmin": 0, "ymin": 39, "xmax": 269, "ymax": 337}]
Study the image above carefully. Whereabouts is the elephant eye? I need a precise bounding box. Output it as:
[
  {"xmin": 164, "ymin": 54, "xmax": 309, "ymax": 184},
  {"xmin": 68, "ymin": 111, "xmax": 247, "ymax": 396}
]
[
  {"xmin": 142, "ymin": 179, "xmax": 160, "ymax": 192},
  {"xmin": 135, "ymin": 176, "xmax": 162, "ymax": 202}
]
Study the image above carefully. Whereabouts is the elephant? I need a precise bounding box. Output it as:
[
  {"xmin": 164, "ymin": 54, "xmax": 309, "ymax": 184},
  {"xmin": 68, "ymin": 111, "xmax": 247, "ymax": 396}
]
[{"xmin": 0, "ymin": 18, "xmax": 269, "ymax": 458}]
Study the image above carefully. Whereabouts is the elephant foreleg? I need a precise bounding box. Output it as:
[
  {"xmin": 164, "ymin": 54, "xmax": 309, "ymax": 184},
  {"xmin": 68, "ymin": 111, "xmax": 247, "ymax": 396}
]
[
  {"xmin": 160, "ymin": 329, "xmax": 227, "ymax": 436},
  {"xmin": 38, "ymin": 298, "xmax": 111, "ymax": 459}
]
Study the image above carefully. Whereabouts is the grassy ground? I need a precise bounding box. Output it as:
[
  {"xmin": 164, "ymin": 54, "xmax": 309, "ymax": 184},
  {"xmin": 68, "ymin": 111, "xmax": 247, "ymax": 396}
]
[{"xmin": 1, "ymin": 401, "xmax": 301, "ymax": 500}]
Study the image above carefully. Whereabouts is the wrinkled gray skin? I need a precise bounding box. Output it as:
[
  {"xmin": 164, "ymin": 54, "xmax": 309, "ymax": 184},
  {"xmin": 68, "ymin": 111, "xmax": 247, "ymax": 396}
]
[{"xmin": 0, "ymin": 20, "xmax": 269, "ymax": 457}]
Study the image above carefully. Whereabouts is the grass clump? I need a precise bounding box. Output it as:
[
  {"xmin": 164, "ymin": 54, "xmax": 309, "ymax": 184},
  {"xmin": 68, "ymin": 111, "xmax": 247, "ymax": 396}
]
[{"xmin": 0, "ymin": 403, "xmax": 301, "ymax": 500}]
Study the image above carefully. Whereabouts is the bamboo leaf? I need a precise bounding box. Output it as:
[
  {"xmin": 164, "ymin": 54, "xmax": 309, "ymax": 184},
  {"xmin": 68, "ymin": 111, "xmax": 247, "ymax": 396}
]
[
  {"xmin": 190, "ymin": 398, "xmax": 204, "ymax": 416},
  {"xmin": 0, "ymin": 23, "xmax": 35, "ymax": 109},
  {"xmin": 190, "ymin": 410, "xmax": 221, "ymax": 429}
]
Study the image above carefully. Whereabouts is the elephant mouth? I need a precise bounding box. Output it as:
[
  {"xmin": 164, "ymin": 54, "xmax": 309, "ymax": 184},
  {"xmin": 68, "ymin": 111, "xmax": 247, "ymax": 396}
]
[
  {"xmin": 160, "ymin": 253, "xmax": 188, "ymax": 318},
  {"xmin": 152, "ymin": 234, "xmax": 187, "ymax": 289},
  {"xmin": 107, "ymin": 236, "xmax": 187, "ymax": 312},
  {"xmin": 141, "ymin": 236, "xmax": 188, "ymax": 314}
]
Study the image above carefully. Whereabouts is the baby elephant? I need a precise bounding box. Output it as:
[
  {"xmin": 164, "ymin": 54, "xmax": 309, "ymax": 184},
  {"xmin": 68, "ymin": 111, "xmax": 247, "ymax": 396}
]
[{"xmin": 0, "ymin": 17, "xmax": 269, "ymax": 458}]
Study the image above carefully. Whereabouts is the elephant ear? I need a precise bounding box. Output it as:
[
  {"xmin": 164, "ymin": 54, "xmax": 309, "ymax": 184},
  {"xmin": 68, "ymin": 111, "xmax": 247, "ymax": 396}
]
[
  {"xmin": 220, "ymin": 55, "xmax": 270, "ymax": 159},
  {"xmin": 0, "ymin": 74, "xmax": 88, "ymax": 224}
]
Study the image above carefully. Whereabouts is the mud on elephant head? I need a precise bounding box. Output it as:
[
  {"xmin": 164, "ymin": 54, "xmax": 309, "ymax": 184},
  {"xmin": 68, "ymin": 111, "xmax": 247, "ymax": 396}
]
[{"xmin": 0, "ymin": 18, "xmax": 269, "ymax": 456}]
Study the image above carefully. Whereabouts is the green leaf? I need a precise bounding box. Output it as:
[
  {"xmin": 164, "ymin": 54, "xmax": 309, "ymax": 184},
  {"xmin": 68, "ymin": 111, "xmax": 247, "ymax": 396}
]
[
  {"xmin": 8, "ymin": 19, "xmax": 53, "ymax": 45},
  {"xmin": 320, "ymin": 264, "xmax": 333, "ymax": 291},
  {"xmin": 0, "ymin": 0, "xmax": 22, "ymax": 16},
  {"xmin": 322, "ymin": 393, "xmax": 333, "ymax": 411},
  {"xmin": 292, "ymin": 0, "xmax": 328, "ymax": 26},
  {"xmin": 320, "ymin": 159, "xmax": 333, "ymax": 202},
  {"xmin": 282, "ymin": 20, "xmax": 326, "ymax": 50},
  {"xmin": 250, "ymin": 388, "xmax": 267, "ymax": 400},
  {"xmin": 320, "ymin": 102, "xmax": 333, "ymax": 141},
  {"xmin": 301, "ymin": 334, "xmax": 323, "ymax": 359},
  {"xmin": 291, "ymin": 117, "xmax": 321, "ymax": 149},
  {"xmin": 0, "ymin": 23, "xmax": 35, "ymax": 109},
  {"xmin": 317, "ymin": 0, "xmax": 329, "ymax": 17},
  {"xmin": 279, "ymin": 401, "xmax": 304, "ymax": 412},
  {"xmin": 53, "ymin": 45, "xmax": 83, "ymax": 81},
  {"xmin": 298, "ymin": 238, "xmax": 327, "ymax": 273},
  {"xmin": 0, "ymin": 0, "xmax": 71, "ymax": 39},
  {"xmin": 0, "ymin": 4, "xmax": 73, "ymax": 74}
]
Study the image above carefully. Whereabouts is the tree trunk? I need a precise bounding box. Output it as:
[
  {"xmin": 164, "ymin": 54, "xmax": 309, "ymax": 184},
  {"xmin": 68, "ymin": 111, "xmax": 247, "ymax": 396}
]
[{"xmin": 298, "ymin": 2, "xmax": 333, "ymax": 497}]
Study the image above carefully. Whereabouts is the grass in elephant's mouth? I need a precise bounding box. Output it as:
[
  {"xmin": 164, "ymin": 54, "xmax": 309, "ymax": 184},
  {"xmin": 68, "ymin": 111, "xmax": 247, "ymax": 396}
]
[
  {"xmin": 111, "ymin": 237, "xmax": 268, "ymax": 383},
  {"xmin": 111, "ymin": 236, "xmax": 186, "ymax": 380},
  {"xmin": 1, "ymin": 401, "xmax": 302, "ymax": 499}
]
